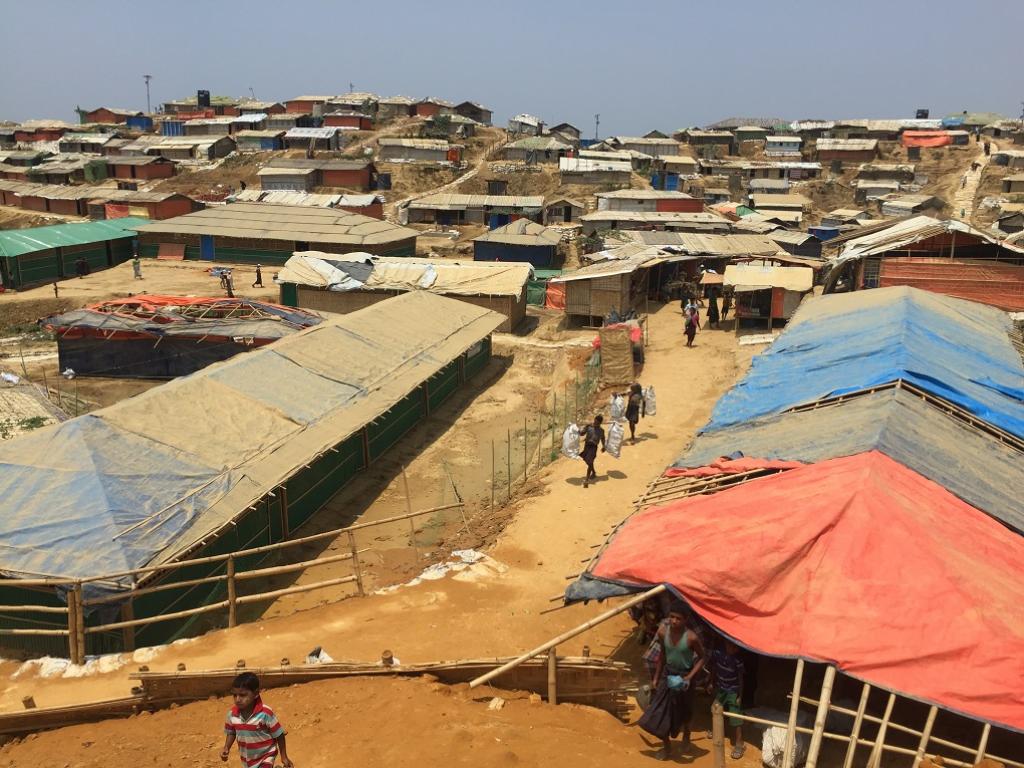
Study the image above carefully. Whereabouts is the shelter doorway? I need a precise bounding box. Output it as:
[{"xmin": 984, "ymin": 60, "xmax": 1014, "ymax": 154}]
[{"xmin": 200, "ymin": 235, "xmax": 214, "ymax": 260}]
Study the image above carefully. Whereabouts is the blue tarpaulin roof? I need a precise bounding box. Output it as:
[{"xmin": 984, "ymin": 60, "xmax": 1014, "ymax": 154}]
[
  {"xmin": 675, "ymin": 388, "xmax": 1024, "ymax": 534},
  {"xmin": 703, "ymin": 287, "xmax": 1024, "ymax": 438}
]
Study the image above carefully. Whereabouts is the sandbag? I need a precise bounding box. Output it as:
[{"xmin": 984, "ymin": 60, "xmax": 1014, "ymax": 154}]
[
  {"xmin": 561, "ymin": 423, "xmax": 581, "ymax": 459},
  {"xmin": 605, "ymin": 421, "xmax": 625, "ymax": 459},
  {"xmin": 644, "ymin": 386, "xmax": 657, "ymax": 416},
  {"xmin": 610, "ymin": 393, "xmax": 626, "ymax": 421}
]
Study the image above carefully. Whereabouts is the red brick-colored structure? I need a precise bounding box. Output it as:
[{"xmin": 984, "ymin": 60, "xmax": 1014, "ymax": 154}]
[
  {"xmin": 323, "ymin": 112, "xmax": 373, "ymax": 130},
  {"xmin": 107, "ymin": 157, "xmax": 177, "ymax": 181},
  {"xmin": 82, "ymin": 108, "xmax": 140, "ymax": 124}
]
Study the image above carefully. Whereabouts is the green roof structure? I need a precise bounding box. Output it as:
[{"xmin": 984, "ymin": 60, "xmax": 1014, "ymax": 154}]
[{"xmin": 0, "ymin": 218, "xmax": 148, "ymax": 259}]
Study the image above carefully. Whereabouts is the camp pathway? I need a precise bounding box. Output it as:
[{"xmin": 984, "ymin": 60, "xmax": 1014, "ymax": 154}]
[
  {"xmin": 0, "ymin": 302, "xmax": 754, "ymax": 711},
  {"xmin": 953, "ymin": 139, "xmax": 997, "ymax": 223}
]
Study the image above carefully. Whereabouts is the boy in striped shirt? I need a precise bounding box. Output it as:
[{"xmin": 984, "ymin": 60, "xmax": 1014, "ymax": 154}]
[{"xmin": 221, "ymin": 672, "xmax": 294, "ymax": 767}]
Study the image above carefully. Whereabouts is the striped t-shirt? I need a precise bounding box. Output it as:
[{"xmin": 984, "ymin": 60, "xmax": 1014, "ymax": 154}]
[{"xmin": 224, "ymin": 696, "xmax": 285, "ymax": 767}]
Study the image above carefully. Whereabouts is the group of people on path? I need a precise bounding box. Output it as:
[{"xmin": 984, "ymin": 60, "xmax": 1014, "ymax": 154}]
[
  {"xmin": 683, "ymin": 291, "xmax": 731, "ymax": 347},
  {"xmin": 636, "ymin": 602, "xmax": 750, "ymax": 761},
  {"xmin": 578, "ymin": 383, "xmax": 648, "ymax": 488}
]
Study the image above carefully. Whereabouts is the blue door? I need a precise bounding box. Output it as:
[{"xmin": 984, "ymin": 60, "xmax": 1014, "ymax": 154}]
[{"xmin": 200, "ymin": 235, "xmax": 215, "ymax": 260}]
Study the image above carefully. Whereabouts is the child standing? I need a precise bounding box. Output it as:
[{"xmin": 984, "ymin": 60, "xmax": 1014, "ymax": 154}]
[
  {"xmin": 710, "ymin": 640, "xmax": 746, "ymax": 759},
  {"xmin": 221, "ymin": 672, "xmax": 294, "ymax": 767}
]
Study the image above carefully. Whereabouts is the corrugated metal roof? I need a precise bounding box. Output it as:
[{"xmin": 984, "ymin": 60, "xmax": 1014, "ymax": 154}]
[
  {"xmin": 0, "ymin": 217, "xmax": 149, "ymax": 258},
  {"xmin": 816, "ymin": 138, "xmax": 878, "ymax": 151},
  {"xmin": 407, "ymin": 193, "xmax": 544, "ymax": 211},
  {"xmin": 559, "ymin": 157, "xmax": 631, "ymax": 173},
  {"xmin": 619, "ymin": 231, "xmax": 784, "ymax": 256},
  {"xmin": 231, "ymin": 190, "xmax": 383, "ymax": 208},
  {"xmin": 135, "ymin": 203, "xmax": 417, "ymax": 246},
  {"xmin": 506, "ymin": 136, "xmax": 572, "ymax": 151},
  {"xmin": 235, "ymin": 130, "xmax": 287, "ymax": 138},
  {"xmin": 265, "ymin": 158, "xmax": 373, "ymax": 171},
  {"xmin": 509, "ymin": 114, "xmax": 542, "ymax": 127},
  {"xmin": 597, "ymin": 189, "xmax": 695, "ymax": 200},
  {"xmin": 378, "ymin": 138, "xmax": 451, "ymax": 149},
  {"xmin": 285, "ymin": 127, "xmax": 340, "ymax": 139},
  {"xmin": 550, "ymin": 253, "xmax": 656, "ymax": 283},
  {"xmin": 660, "ymin": 155, "xmax": 699, "ymax": 165},
  {"xmin": 750, "ymin": 193, "xmax": 812, "ymax": 208},
  {"xmin": 258, "ymin": 168, "xmax": 317, "ymax": 177},
  {"xmin": 581, "ymin": 211, "xmax": 725, "ymax": 223},
  {"xmin": 472, "ymin": 219, "xmax": 561, "ymax": 246},
  {"xmin": 765, "ymin": 136, "xmax": 802, "ymax": 144},
  {"xmin": 836, "ymin": 216, "xmax": 1014, "ymax": 258}
]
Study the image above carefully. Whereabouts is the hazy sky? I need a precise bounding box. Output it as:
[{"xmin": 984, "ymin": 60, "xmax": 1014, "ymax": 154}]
[{"xmin": 3, "ymin": 0, "xmax": 1021, "ymax": 135}]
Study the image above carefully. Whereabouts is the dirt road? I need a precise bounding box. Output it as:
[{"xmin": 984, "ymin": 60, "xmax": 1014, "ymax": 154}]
[
  {"xmin": 0, "ymin": 304, "xmax": 754, "ymax": 712},
  {"xmin": 953, "ymin": 140, "xmax": 997, "ymax": 222}
]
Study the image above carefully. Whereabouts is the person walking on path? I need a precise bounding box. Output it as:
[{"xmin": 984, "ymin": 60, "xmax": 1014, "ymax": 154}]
[
  {"xmin": 721, "ymin": 290, "xmax": 732, "ymax": 322},
  {"xmin": 707, "ymin": 291, "xmax": 720, "ymax": 328},
  {"xmin": 132, "ymin": 256, "xmax": 143, "ymax": 280},
  {"xmin": 710, "ymin": 640, "xmax": 747, "ymax": 759},
  {"xmin": 684, "ymin": 306, "xmax": 701, "ymax": 347},
  {"xmin": 252, "ymin": 264, "xmax": 264, "ymax": 288},
  {"xmin": 639, "ymin": 607, "xmax": 706, "ymax": 761},
  {"xmin": 618, "ymin": 383, "xmax": 646, "ymax": 443},
  {"xmin": 579, "ymin": 414, "xmax": 606, "ymax": 488}
]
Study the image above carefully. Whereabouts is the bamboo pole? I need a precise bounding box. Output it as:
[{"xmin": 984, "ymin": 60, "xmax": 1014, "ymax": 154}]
[
  {"xmin": 469, "ymin": 585, "xmax": 666, "ymax": 688},
  {"xmin": 84, "ymin": 572, "xmax": 226, "ymax": 607},
  {"xmin": 551, "ymin": 394, "xmax": 556, "ymax": 458},
  {"xmin": 523, "ymin": 417, "xmax": 527, "ymax": 484},
  {"xmin": 805, "ymin": 665, "xmax": 836, "ymax": 768},
  {"xmin": 347, "ymin": 531, "xmax": 364, "ymax": 597},
  {"xmin": 73, "ymin": 582, "xmax": 85, "ymax": 664},
  {"xmin": 841, "ymin": 683, "xmax": 871, "ymax": 768},
  {"xmin": 234, "ymin": 550, "xmax": 357, "ymax": 581},
  {"xmin": 66, "ymin": 588, "xmax": 78, "ymax": 663},
  {"xmin": 575, "ymin": 372, "xmax": 579, "ymax": 423},
  {"xmin": 867, "ymin": 693, "xmax": 897, "ymax": 768},
  {"xmin": 711, "ymin": 699, "xmax": 726, "ymax": 768},
  {"xmin": 547, "ymin": 647, "xmax": 558, "ymax": 705},
  {"xmin": 235, "ymin": 575, "xmax": 357, "ymax": 605},
  {"xmin": 88, "ymin": 600, "xmax": 230, "ymax": 633},
  {"xmin": 0, "ymin": 604, "xmax": 68, "ymax": 614},
  {"xmin": 912, "ymin": 706, "xmax": 938, "ymax": 768},
  {"xmin": 975, "ymin": 723, "xmax": 991, "ymax": 763},
  {"xmin": 0, "ymin": 628, "xmax": 70, "ymax": 637},
  {"xmin": 490, "ymin": 440, "xmax": 495, "ymax": 510},
  {"xmin": 782, "ymin": 659, "xmax": 805, "ymax": 768},
  {"xmin": 506, "ymin": 428, "xmax": 511, "ymax": 502},
  {"xmin": 226, "ymin": 556, "xmax": 237, "ymax": 628},
  {"xmin": 120, "ymin": 601, "xmax": 136, "ymax": 652},
  {"xmin": 402, "ymin": 467, "xmax": 416, "ymax": 555}
]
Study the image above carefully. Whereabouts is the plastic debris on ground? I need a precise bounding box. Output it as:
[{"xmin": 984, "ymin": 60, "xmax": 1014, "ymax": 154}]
[{"xmin": 376, "ymin": 549, "xmax": 507, "ymax": 594}]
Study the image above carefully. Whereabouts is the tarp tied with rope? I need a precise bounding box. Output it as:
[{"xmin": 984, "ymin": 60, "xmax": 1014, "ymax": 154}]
[{"xmin": 572, "ymin": 452, "xmax": 1024, "ymax": 733}]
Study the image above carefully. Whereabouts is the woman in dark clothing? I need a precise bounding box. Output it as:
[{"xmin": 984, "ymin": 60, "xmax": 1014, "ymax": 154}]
[
  {"xmin": 622, "ymin": 383, "xmax": 645, "ymax": 443},
  {"xmin": 639, "ymin": 608, "xmax": 706, "ymax": 761},
  {"xmin": 707, "ymin": 290, "xmax": 720, "ymax": 328},
  {"xmin": 721, "ymin": 290, "xmax": 732, "ymax": 321},
  {"xmin": 579, "ymin": 414, "xmax": 605, "ymax": 488}
]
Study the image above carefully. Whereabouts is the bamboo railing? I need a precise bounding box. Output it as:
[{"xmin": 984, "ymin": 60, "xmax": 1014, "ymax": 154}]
[{"xmin": 0, "ymin": 499, "xmax": 466, "ymax": 665}]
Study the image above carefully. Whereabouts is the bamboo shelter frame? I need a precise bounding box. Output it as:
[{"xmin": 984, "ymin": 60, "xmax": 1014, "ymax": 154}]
[{"xmin": 0, "ymin": 500, "xmax": 465, "ymax": 665}]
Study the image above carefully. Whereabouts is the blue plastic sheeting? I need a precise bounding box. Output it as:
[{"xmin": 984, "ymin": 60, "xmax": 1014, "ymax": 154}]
[
  {"xmin": 676, "ymin": 389, "xmax": 1024, "ymax": 534},
  {"xmin": 0, "ymin": 417, "xmax": 242, "ymax": 582},
  {"xmin": 704, "ymin": 287, "xmax": 1024, "ymax": 438}
]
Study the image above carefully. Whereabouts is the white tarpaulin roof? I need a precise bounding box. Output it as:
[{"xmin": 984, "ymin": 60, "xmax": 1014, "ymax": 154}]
[{"xmin": 724, "ymin": 264, "xmax": 814, "ymax": 292}]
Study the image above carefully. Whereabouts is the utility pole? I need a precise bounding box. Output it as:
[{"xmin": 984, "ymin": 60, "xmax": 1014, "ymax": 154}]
[
  {"xmin": 349, "ymin": 82, "xmax": 355, "ymax": 94},
  {"xmin": 249, "ymin": 86, "xmax": 256, "ymax": 100},
  {"xmin": 143, "ymin": 74, "xmax": 153, "ymax": 114},
  {"xmin": 594, "ymin": 113, "xmax": 600, "ymax": 142}
]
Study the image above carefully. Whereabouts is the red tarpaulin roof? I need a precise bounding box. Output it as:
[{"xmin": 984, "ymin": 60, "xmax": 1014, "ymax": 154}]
[{"xmin": 591, "ymin": 451, "xmax": 1024, "ymax": 731}]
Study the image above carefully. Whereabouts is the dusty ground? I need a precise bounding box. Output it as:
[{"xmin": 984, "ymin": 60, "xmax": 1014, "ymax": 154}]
[
  {"xmin": 0, "ymin": 207, "xmax": 83, "ymax": 230},
  {"xmin": 0, "ymin": 303, "xmax": 755, "ymax": 710}
]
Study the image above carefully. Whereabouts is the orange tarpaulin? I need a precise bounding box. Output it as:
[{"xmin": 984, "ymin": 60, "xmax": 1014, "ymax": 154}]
[
  {"xmin": 591, "ymin": 451, "xmax": 1024, "ymax": 731},
  {"xmin": 901, "ymin": 130, "xmax": 953, "ymax": 148},
  {"xmin": 662, "ymin": 457, "xmax": 804, "ymax": 477},
  {"xmin": 544, "ymin": 282, "xmax": 565, "ymax": 310}
]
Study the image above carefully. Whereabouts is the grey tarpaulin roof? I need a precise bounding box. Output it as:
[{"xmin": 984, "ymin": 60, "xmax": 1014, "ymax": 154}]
[
  {"xmin": 0, "ymin": 292, "xmax": 503, "ymax": 585},
  {"xmin": 671, "ymin": 387, "xmax": 1024, "ymax": 535}
]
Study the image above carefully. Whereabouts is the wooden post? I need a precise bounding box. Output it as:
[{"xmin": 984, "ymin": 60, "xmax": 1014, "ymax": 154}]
[
  {"xmin": 551, "ymin": 395, "xmax": 556, "ymax": 457},
  {"xmin": 74, "ymin": 379, "xmax": 79, "ymax": 416},
  {"xmin": 711, "ymin": 699, "xmax": 726, "ymax": 768},
  {"xmin": 66, "ymin": 585, "xmax": 79, "ymax": 664},
  {"xmin": 547, "ymin": 646, "xmax": 558, "ymax": 705},
  {"xmin": 490, "ymin": 440, "xmax": 495, "ymax": 510},
  {"xmin": 912, "ymin": 706, "xmax": 938, "ymax": 768},
  {"xmin": 782, "ymin": 658, "xmax": 805, "ymax": 768},
  {"xmin": 226, "ymin": 556, "xmax": 237, "ymax": 628},
  {"xmin": 805, "ymin": 665, "xmax": 836, "ymax": 768},
  {"xmin": 279, "ymin": 485, "xmax": 289, "ymax": 539},
  {"xmin": 347, "ymin": 530, "xmax": 364, "ymax": 597},
  {"xmin": 120, "ymin": 601, "xmax": 136, "ymax": 652},
  {"xmin": 73, "ymin": 582, "xmax": 85, "ymax": 665},
  {"xmin": 41, "ymin": 370, "xmax": 49, "ymax": 402},
  {"xmin": 867, "ymin": 692, "xmax": 897, "ymax": 768},
  {"xmin": 506, "ymin": 429, "xmax": 511, "ymax": 502},
  {"xmin": 841, "ymin": 682, "xmax": 871, "ymax": 768},
  {"xmin": 523, "ymin": 417, "xmax": 527, "ymax": 483},
  {"xmin": 56, "ymin": 374, "xmax": 61, "ymax": 411},
  {"xmin": 574, "ymin": 372, "xmax": 579, "ymax": 423},
  {"xmin": 975, "ymin": 723, "xmax": 991, "ymax": 764},
  {"xmin": 402, "ymin": 467, "xmax": 416, "ymax": 554}
]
